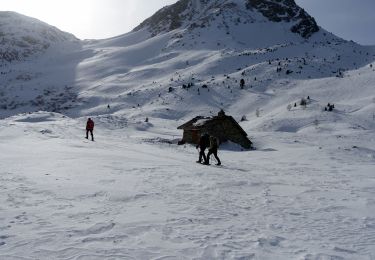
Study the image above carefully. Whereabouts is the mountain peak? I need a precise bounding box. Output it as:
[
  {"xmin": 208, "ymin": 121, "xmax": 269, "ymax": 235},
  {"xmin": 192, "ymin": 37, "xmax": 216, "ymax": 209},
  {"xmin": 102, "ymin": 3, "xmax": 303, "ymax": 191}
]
[{"xmin": 133, "ymin": 0, "xmax": 319, "ymax": 39}]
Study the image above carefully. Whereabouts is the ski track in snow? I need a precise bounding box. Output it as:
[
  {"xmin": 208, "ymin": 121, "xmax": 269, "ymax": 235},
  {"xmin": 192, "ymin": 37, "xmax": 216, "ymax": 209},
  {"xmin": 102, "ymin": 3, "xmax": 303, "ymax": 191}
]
[{"xmin": 0, "ymin": 114, "xmax": 374, "ymax": 259}]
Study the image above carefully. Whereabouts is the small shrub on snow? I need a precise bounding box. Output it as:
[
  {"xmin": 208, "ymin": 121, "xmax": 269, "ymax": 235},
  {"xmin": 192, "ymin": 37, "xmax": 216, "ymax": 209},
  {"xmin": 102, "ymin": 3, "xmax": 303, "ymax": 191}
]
[{"xmin": 325, "ymin": 103, "xmax": 335, "ymax": 112}]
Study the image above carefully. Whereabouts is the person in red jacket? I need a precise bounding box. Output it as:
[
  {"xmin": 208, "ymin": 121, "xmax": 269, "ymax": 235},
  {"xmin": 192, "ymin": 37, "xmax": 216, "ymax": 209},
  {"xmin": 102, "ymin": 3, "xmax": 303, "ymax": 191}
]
[{"xmin": 86, "ymin": 118, "xmax": 94, "ymax": 141}]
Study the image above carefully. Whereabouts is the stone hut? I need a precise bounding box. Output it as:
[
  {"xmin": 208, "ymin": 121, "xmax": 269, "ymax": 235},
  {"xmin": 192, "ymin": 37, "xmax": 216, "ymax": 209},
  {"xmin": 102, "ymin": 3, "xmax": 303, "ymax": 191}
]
[{"xmin": 177, "ymin": 110, "xmax": 252, "ymax": 149}]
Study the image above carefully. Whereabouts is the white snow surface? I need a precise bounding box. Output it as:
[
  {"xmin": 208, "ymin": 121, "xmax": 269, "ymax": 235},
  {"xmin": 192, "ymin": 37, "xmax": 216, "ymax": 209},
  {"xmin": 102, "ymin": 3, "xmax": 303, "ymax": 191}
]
[
  {"xmin": 1, "ymin": 4, "xmax": 375, "ymax": 259},
  {"xmin": 1, "ymin": 108, "xmax": 374, "ymax": 259}
]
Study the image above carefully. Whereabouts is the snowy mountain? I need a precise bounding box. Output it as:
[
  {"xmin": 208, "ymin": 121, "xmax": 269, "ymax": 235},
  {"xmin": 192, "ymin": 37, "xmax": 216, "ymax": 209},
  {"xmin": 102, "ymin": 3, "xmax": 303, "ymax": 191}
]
[
  {"xmin": 134, "ymin": 0, "xmax": 319, "ymax": 39},
  {"xmin": 0, "ymin": 12, "xmax": 83, "ymax": 116},
  {"xmin": 1, "ymin": 1, "xmax": 375, "ymax": 259},
  {"xmin": 132, "ymin": 0, "xmax": 321, "ymax": 51},
  {"xmin": 0, "ymin": 1, "xmax": 374, "ymax": 121},
  {"xmin": 0, "ymin": 11, "xmax": 77, "ymax": 63}
]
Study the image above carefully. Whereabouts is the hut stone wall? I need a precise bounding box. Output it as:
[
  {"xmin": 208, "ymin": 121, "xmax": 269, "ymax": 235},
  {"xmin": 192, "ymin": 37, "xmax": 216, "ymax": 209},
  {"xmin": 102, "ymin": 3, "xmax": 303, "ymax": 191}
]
[
  {"xmin": 178, "ymin": 112, "xmax": 252, "ymax": 149},
  {"xmin": 183, "ymin": 129, "xmax": 201, "ymax": 144}
]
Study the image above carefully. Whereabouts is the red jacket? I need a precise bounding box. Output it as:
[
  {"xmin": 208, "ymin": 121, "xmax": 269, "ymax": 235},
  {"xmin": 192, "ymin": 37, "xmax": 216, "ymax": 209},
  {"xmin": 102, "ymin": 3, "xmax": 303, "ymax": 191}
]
[{"xmin": 86, "ymin": 119, "xmax": 94, "ymax": 130}]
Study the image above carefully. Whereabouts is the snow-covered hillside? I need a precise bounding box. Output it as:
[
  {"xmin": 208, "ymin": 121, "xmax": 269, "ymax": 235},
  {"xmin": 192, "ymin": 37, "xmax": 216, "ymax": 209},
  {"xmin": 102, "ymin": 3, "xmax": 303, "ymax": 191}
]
[
  {"xmin": 1, "ymin": 0, "xmax": 375, "ymax": 259},
  {"xmin": 0, "ymin": 1, "xmax": 374, "ymax": 121},
  {"xmin": 134, "ymin": 0, "xmax": 319, "ymax": 39},
  {"xmin": 0, "ymin": 11, "xmax": 77, "ymax": 63},
  {"xmin": 0, "ymin": 96, "xmax": 374, "ymax": 259}
]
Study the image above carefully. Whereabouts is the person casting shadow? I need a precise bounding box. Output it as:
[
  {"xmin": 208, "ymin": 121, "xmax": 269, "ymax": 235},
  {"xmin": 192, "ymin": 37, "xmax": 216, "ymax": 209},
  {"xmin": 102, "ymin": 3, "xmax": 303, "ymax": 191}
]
[
  {"xmin": 86, "ymin": 118, "xmax": 95, "ymax": 141},
  {"xmin": 196, "ymin": 133, "xmax": 209, "ymax": 163},
  {"xmin": 206, "ymin": 136, "xmax": 221, "ymax": 165}
]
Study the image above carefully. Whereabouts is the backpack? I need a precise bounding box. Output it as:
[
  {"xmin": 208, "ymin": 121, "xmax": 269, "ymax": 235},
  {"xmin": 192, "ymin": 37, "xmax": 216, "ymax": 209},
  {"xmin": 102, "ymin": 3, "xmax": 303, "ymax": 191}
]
[{"xmin": 210, "ymin": 136, "xmax": 218, "ymax": 149}]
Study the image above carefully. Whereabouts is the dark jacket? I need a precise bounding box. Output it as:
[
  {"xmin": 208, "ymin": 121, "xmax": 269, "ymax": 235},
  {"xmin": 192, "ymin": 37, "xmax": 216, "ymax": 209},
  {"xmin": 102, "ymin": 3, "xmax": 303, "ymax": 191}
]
[
  {"xmin": 197, "ymin": 134, "xmax": 209, "ymax": 149},
  {"xmin": 86, "ymin": 119, "xmax": 94, "ymax": 131},
  {"xmin": 209, "ymin": 136, "xmax": 219, "ymax": 151}
]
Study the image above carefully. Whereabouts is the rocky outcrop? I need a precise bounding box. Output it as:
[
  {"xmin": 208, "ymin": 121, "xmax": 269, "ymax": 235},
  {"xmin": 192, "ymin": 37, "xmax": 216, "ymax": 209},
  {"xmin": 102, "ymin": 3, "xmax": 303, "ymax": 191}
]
[
  {"xmin": 133, "ymin": 0, "xmax": 319, "ymax": 39},
  {"xmin": 133, "ymin": 0, "xmax": 191, "ymax": 37},
  {"xmin": 246, "ymin": 0, "xmax": 319, "ymax": 38}
]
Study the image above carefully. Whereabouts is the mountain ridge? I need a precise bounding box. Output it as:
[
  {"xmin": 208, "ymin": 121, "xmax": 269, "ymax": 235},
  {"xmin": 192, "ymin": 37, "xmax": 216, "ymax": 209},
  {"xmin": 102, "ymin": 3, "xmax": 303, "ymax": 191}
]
[
  {"xmin": 133, "ymin": 0, "xmax": 319, "ymax": 39},
  {"xmin": 0, "ymin": 4, "xmax": 374, "ymax": 124},
  {"xmin": 0, "ymin": 11, "xmax": 77, "ymax": 63},
  {"xmin": 1, "ymin": 4, "xmax": 375, "ymax": 259}
]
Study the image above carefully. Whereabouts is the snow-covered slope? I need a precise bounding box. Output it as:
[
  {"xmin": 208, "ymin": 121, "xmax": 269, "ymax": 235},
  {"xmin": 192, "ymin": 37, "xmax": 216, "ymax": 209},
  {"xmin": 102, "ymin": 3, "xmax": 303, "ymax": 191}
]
[
  {"xmin": 1, "ymin": 1, "xmax": 375, "ymax": 259},
  {"xmin": 0, "ymin": 12, "xmax": 84, "ymax": 118},
  {"xmin": 0, "ymin": 99, "xmax": 374, "ymax": 259},
  {"xmin": 1, "ymin": 1, "xmax": 374, "ymax": 121},
  {"xmin": 0, "ymin": 11, "xmax": 77, "ymax": 63}
]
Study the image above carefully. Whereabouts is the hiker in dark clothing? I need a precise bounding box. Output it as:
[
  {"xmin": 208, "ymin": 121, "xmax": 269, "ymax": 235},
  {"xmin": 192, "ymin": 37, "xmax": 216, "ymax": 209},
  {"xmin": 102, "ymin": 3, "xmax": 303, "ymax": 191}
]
[
  {"xmin": 206, "ymin": 136, "xmax": 221, "ymax": 165},
  {"xmin": 86, "ymin": 118, "xmax": 95, "ymax": 141},
  {"xmin": 196, "ymin": 133, "xmax": 209, "ymax": 163}
]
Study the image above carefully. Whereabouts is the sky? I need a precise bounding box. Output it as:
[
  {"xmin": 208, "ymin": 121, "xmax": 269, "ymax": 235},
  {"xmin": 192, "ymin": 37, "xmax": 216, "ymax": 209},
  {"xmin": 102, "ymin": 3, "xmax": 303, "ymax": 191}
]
[
  {"xmin": 295, "ymin": 0, "xmax": 375, "ymax": 45},
  {"xmin": 0, "ymin": 0, "xmax": 374, "ymax": 45}
]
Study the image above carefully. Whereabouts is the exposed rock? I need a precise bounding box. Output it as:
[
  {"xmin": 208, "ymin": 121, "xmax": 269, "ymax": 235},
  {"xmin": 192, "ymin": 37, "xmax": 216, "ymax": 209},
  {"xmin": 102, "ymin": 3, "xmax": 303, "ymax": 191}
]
[
  {"xmin": 246, "ymin": 0, "xmax": 319, "ymax": 38},
  {"xmin": 133, "ymin": 0, "xmax": 319, "ymax": 39},
  {"xmin": 133, "ymin": 0, "xmax": 191, "ymax": 36}
]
